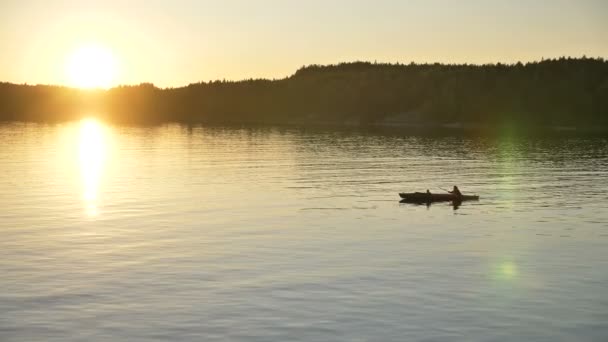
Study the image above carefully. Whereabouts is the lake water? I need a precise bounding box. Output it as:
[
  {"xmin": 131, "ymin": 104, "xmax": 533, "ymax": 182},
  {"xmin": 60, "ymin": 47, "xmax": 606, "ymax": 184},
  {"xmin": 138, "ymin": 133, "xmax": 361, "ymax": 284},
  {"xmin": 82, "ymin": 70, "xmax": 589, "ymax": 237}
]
[{"xmin": 1, "ymin": 120, "xmax": 608, "ymax": 341}]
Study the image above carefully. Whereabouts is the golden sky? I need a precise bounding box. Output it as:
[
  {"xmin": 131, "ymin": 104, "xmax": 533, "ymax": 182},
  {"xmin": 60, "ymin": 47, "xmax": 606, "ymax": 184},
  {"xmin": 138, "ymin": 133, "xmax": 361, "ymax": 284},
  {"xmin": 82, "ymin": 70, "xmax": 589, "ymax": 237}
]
[{"xmin": 1, "ymin": 0, "xmax": 606, "ymax": 88}]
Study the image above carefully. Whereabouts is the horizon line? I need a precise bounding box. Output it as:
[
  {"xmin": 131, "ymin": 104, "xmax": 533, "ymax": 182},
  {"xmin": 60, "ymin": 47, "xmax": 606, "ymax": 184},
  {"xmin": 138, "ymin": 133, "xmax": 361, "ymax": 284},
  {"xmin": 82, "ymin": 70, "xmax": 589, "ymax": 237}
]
[{"xmin": 3, "ymin": 55, "xmax": 605, "ymax": 90}]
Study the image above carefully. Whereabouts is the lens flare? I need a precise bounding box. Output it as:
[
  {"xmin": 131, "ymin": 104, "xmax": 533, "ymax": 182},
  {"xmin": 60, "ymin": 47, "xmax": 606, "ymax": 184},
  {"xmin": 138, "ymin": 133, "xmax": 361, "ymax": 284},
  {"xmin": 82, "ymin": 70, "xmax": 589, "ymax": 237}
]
[{"xmin": 499, "ymin": 261, "xmax": 518, "ymax": 279}]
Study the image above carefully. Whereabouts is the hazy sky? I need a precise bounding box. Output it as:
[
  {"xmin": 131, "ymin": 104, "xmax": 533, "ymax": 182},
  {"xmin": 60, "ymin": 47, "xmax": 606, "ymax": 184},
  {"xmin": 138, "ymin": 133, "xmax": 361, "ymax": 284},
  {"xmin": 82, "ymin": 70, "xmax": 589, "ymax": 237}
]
[{"xmin": 1, "ymin": 0, "xmax": 607, "ymax": 87}]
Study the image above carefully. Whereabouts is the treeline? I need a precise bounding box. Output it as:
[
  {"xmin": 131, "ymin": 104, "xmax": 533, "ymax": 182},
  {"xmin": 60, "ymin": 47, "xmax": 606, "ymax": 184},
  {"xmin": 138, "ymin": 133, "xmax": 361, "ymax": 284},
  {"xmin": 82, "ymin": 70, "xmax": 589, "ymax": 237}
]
[{"xmin": 1, "ymin": 57, "xmax": 607, "ymax": 127}]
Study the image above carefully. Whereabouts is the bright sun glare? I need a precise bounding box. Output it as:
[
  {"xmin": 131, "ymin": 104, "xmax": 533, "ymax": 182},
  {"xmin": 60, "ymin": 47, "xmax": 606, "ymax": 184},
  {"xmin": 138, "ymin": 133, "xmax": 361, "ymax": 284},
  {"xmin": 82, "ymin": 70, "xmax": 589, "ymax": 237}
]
[
  {"xmin": 79, "ymin": 118, "xmax": 106, "ymax": 216},
  {"xmin": 65, "ymin": 44, "xmax": 118, "ymax": 89}
]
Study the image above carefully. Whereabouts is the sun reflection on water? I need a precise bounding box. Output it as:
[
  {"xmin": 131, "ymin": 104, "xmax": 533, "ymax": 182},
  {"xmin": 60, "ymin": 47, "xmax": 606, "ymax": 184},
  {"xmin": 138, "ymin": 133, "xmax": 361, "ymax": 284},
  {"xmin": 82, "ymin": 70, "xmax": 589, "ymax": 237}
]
[{"xmin": 79, "ymin": 118, "xmax": 106, "ymax": 216}]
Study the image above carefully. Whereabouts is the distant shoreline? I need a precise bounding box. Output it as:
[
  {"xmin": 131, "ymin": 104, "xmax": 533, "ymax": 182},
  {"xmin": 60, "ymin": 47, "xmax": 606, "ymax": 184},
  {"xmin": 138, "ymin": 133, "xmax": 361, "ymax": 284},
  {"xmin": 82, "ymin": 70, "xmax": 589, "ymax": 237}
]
[
  {"xmin": 2, "ymin": 57, "xmax": 607, "ymax": 130},
  {"xmin": 2, "ymin": 118, "xmax": 607, "ymax": 137}
]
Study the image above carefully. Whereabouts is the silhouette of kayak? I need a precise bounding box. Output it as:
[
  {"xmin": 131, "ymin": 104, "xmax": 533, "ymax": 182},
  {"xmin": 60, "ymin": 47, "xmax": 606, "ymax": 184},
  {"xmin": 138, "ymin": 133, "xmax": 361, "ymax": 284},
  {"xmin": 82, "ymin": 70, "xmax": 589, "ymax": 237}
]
[{"xmin": 399, "ymin": 192, "xmax": 479, "ymax": 203}]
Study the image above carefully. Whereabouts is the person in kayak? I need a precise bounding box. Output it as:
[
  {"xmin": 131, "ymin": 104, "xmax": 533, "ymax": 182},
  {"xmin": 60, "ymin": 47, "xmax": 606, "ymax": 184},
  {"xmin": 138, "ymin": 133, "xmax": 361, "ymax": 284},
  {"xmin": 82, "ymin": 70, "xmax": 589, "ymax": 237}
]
[{"xmin": 449, "ymin": 185, "xmax": 462, "ymax": 196}]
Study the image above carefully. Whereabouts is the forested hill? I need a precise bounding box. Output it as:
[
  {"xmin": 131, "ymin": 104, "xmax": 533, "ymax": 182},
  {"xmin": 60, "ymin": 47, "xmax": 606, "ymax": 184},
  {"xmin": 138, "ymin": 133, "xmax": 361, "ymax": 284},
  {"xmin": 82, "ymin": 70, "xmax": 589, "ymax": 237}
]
[{"xmin": 1, "ymin": 57, "xmax": 607, "ymax": 128}]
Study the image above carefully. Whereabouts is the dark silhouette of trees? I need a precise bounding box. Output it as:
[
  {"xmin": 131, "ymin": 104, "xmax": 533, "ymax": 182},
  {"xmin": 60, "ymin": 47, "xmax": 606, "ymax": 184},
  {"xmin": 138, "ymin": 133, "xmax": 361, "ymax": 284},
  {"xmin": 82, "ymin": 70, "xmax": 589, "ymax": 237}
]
[{"xmin": 0, "ymin": 57, "xmax": 607, "ymax": 129}]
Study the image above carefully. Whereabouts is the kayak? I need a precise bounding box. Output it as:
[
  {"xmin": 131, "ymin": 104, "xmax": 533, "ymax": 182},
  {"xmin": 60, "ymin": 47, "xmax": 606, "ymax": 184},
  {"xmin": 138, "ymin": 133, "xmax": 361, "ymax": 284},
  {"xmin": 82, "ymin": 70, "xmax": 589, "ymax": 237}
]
[
  {"xmin": 399, "ymin": 192, "xmax": 479, "ymax": 202},
  {"xmin": 399, "ymin": 192, "xmax": 479, "ymax": 203}
]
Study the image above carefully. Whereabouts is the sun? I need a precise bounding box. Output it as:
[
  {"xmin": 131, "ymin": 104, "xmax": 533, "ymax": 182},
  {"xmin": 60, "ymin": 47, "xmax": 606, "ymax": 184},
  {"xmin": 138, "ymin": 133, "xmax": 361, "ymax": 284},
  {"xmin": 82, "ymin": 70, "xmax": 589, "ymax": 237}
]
[{"xmin": 65, "ymin": 44, "xmax": 118, "ymax": 89}]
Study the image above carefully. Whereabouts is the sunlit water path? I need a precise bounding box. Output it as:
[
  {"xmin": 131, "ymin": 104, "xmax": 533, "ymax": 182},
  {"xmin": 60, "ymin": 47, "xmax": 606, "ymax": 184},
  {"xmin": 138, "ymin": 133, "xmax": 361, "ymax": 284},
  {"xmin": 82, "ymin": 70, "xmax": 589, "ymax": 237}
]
[{"xmin": 1, "ymin": 121, "xmax": 607, "ymax": 341}]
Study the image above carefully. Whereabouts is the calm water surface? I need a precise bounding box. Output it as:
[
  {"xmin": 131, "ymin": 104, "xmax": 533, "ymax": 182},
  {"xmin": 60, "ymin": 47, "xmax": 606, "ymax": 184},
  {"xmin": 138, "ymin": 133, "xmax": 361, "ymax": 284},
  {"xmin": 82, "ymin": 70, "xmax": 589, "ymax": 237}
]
[{"xmin": 1, "ymin": 120, "xmax": 607, "ymax": 341}]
